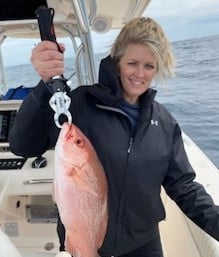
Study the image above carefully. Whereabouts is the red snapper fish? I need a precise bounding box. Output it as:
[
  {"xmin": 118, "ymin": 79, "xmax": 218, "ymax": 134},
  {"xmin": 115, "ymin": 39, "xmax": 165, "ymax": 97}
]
[{"xmin": 54, "ymin": 122, "xmax": 108, "ymax": 257}]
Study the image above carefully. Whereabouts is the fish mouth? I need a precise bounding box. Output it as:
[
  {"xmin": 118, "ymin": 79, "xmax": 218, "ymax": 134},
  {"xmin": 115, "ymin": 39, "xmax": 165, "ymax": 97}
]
[{"xmin": 63, "ymin": 123, "xmax": 74, "ymax": 140}]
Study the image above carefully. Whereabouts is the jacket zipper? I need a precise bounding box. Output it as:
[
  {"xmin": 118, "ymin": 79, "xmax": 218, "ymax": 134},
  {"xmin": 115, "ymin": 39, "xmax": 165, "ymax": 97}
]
[
  {"xmin": 127, "ymin": 137, "xmax": 133, "ymax": 153},
  {"xmin": 96, "ymin": 103, "xmax": 134, "ymax": 254},
  {"xmin": 111, "ymin": 136, "xmax": 133, "ymax": 255}
]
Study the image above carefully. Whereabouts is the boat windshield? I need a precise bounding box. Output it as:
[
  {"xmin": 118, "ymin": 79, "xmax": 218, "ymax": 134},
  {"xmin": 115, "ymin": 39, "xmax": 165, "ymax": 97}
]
[{"xmin": 0, "ymin": 34, "xmax": 85, "ymax": 96}]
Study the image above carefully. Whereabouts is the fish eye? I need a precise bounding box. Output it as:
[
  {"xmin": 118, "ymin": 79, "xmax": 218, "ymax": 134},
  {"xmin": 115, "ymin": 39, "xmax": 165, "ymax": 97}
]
[
  {"xmin": 75, "ymin": 136, "xmax": 84, "ymax": 147},
  {"xmin": 76, "ymin": 139, "xmax": 82, "ymax": 145}
]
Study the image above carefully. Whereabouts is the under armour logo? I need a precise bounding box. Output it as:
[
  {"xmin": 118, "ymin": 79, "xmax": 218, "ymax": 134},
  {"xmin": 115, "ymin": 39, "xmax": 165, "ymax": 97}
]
[{"xmin": 151, "ymin": 119, "xmax": 158, "ymax": 126}]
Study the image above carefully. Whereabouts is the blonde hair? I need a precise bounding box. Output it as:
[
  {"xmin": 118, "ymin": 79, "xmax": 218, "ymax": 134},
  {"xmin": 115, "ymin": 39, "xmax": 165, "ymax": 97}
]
[{"xmin": 111, "ymin": 17, "xmax": 175, "ymax": 84}]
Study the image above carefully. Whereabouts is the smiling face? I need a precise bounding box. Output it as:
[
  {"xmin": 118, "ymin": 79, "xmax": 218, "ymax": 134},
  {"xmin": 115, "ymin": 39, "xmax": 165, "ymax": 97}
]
[{"xmin": 118, "ymin": 43, "xmax": 157, "ymax": 104}]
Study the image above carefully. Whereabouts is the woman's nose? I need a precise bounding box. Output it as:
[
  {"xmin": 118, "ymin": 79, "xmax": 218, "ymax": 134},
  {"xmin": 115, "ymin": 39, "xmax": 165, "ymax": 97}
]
[{"xmin": 135, "ymin": 65, "xmax": 145, "ymax": 77}]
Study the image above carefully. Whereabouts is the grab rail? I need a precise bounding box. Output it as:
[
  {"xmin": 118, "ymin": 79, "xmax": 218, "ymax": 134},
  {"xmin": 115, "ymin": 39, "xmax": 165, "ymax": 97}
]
[
  {"xmin": 75, "ymin": 44, "xmax": 84, "ymax": 85},
  {"xmin": 23, "ymin": 179, "xmax": 53, "ymax": 185},
  {"xmin": 70, "ymin": 0, "xmax": 97, "ymax": 84},
  {"xmin": 88, "ymin": 0, "xmax": 97, "ymax": 25},
  {"xmin": 0, "ymin": 35, "xmax": 7, "ymax": 94},
  {"xmin": 71, "ymin": 0, "xmax": 89, "ymax": 33}
]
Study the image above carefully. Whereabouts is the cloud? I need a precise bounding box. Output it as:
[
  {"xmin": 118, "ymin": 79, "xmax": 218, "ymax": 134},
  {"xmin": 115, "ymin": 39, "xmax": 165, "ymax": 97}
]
[
  {"xmin": 144, "ymin": 0, "xmax": 219, "ymax": 41},
  {"xmin": 146, "ymin": 0, "xmax": 219, "ymax": 19}
]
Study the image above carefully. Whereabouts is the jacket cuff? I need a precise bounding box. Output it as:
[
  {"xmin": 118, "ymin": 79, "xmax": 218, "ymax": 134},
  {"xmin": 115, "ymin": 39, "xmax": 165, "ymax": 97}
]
[{"xmin": 30, "ymin": 79, "xmax": 52, "ymax": 106}]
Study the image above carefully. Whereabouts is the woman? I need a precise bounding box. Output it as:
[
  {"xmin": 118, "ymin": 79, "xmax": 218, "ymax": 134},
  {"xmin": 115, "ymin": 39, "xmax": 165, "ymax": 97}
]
[{"xmin": 9, "ymin": 17, "xmax": 219, "ymax": 257}]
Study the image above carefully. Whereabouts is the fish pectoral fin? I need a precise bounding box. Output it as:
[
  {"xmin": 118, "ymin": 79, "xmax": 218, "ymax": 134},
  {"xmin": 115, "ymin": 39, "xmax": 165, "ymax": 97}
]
[{"xmin": 72, "ymin": 166, "xmax": 98, "ymax": 197}]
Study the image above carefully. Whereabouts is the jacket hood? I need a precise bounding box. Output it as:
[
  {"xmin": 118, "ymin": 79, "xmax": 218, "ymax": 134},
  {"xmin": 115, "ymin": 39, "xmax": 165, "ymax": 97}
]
[{"xmin": 98, "ymin": 55, "xmax": 122, "ymax": 97}]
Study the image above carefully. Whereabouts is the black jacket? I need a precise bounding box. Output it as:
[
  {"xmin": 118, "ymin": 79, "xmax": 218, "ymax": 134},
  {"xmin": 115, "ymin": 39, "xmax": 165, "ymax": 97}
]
[{"xmin": 9, "ymin": 55, "xmax": 219, "ymax": 256}]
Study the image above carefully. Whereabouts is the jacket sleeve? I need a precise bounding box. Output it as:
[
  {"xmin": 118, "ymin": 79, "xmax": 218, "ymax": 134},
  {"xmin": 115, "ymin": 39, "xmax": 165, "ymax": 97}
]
[
  {"xmin": 8, "ymin": 80, "xmax": 59, "ymax": 158},
  {"xmin": 163, "ymin": 124, "xmax": 219, "ymax": 241}
]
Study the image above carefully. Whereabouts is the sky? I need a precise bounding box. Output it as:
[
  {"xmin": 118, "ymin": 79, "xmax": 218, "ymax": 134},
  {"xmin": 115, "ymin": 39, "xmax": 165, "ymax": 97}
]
[
  {"xmin": 145, "ymin": 0, "xmax": 219, "ymax": 41},
  {"xmin": 91, "ymin": 0, "xmax": 219, "ymax": 52},
  {"xmin": 1, "ymin": 0, "xmax": 219, "ymax": 66}
]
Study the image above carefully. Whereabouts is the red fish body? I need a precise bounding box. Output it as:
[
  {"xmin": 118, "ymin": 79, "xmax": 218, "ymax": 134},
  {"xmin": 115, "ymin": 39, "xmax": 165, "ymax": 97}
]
[{"xmin": 54, "ymin": 123, "xmax": 108, "ymax": 257}]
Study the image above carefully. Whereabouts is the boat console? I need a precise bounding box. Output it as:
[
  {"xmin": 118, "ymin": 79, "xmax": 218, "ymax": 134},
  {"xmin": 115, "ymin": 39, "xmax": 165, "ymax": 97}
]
[{"xmin": 0, "ymin": 100, "xmax": 59, "ymax": 255}]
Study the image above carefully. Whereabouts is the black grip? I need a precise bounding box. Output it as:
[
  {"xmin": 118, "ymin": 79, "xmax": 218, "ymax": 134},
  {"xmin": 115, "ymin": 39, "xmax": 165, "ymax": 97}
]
[{"xmin": 35, "ymin": 6, "xmax": 56, "ymax": 42}]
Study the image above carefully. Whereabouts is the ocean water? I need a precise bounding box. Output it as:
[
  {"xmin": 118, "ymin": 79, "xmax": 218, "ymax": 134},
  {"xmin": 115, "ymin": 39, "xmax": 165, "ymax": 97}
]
[
  {"xmin": 156, "ymin": 35, "xmax": 219, "ymax": 168},
  {"xmin": 3, "ymin": 34, "xmax": 219, "ymax": 167}
]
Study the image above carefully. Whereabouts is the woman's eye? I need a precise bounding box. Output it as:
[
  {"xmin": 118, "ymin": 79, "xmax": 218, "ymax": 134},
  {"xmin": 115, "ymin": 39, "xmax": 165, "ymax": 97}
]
[
  {"xmin": 128, "ymin": 62, "xmax": 136, "ymax": 66},
  {"xmin": 145, "ymin": 64, "xmax": 155, "ymax": 69}
]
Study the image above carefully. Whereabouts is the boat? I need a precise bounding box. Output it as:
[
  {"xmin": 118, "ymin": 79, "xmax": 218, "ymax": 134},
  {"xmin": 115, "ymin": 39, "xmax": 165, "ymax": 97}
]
[{"xmin": 0, "ymin": 1, "xmax": 219, "ymax": 257}]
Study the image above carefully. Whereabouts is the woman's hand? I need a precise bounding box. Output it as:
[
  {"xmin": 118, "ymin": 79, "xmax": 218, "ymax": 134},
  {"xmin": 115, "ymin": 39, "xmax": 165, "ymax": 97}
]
[{"xmin": 31, "ymin": 40, "xmax": 65, "ymax": 82}]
